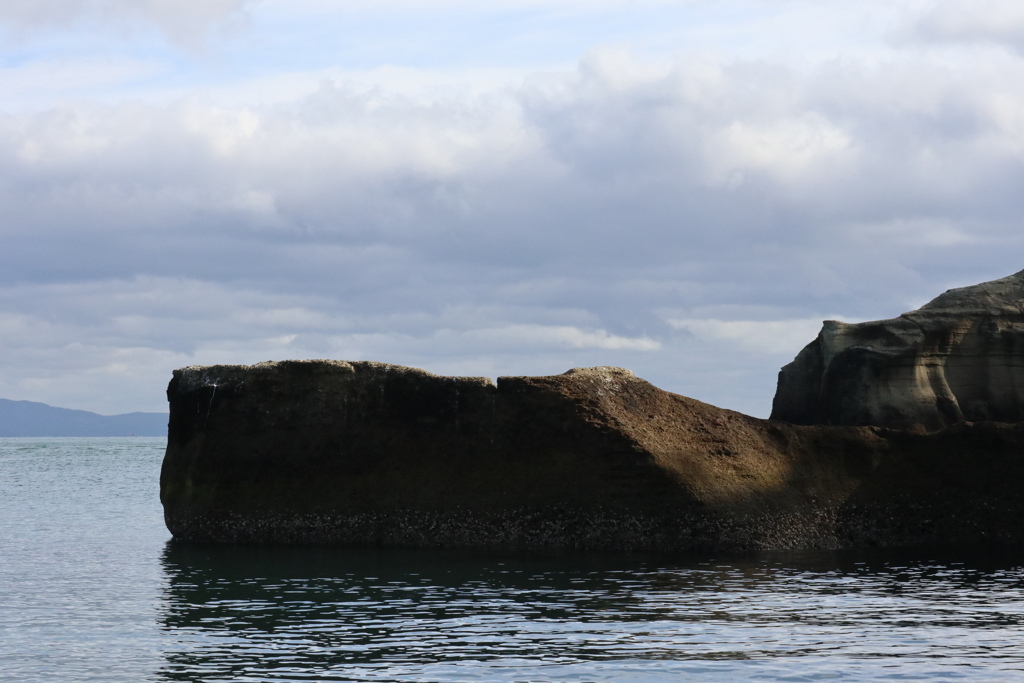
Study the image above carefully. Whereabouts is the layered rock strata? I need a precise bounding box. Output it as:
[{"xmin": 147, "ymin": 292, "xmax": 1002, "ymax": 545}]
[
  {"xmin": 162, "ymin": 360, "xmax": 1024, "ymax": 551},
  {"xmin": 772, "ymin": 269, "xmax": 1024, "ymax": 431}
]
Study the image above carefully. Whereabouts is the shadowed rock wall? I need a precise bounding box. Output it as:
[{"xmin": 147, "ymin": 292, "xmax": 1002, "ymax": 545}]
[
  {"xmin": 772, "ymin": 269, "xmax": 1024, "ymax": 431},
  {"xmin": 162, "ymin": 360, "xmax": 1024, "ymax": 551}
]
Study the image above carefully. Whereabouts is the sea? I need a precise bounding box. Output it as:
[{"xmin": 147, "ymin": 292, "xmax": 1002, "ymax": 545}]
[{"xmin": 2, "ymin": 437, "xmax": 1024, "ymax": 682}]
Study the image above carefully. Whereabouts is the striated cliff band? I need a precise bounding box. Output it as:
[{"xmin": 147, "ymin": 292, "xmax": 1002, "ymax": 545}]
[
  {"xmin": 162, "ymin": 361, "xmax": 1024, "ymax": 550},
  {"xmin": 772, "ymin": 269, "xmax": 1024, "ymax": 431}
]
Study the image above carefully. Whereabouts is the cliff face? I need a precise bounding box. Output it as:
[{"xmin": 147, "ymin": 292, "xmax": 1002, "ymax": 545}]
[
  {"xmin": 771, "ymin": 269, "xmax": 1024, "ymax": 431},
  {"xmin": 162, "ymin": 360, "xmax": 1024, "ymax": 551}
]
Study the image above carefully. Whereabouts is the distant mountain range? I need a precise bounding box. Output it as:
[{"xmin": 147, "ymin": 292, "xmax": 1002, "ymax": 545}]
[{"xmin": 0, "ymin": 399, "xmax": 167, "ymax": 437}]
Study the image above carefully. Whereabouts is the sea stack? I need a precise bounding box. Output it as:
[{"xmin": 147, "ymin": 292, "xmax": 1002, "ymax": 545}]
[
  {"xmin": 162, "ymin": 357, "xmax": 1024, "ymax": 551},
  {"xmin": 161, "ymin": 361, "xmax": 838, "ymax": 550},
  {"xmin": 771, "ymin": 269, "xmax": 1024, "ymax": 431}
]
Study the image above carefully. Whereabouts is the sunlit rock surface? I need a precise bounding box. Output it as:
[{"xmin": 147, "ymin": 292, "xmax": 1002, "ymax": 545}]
[
  {"xmin": 162, "ymin": 360, "xmax": 1024, "ymax": 551},
  {"xmin": 771, "ymin": 269, "xmax": 1024, "ymax": 432}
]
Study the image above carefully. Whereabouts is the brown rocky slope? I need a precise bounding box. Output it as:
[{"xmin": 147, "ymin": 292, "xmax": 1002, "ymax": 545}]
[{"xmin": 161, "ymin": 360, "xmax": 1024, "ymax": 551}]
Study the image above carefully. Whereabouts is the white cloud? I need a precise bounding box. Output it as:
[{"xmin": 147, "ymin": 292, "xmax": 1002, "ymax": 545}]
[
  {"xmin": 3, "ymin": 43, "xmax": 1024, "ymax": 415},
  {"xmin": 707, "ymin": 113, "xmax": 853, "ymax": 187},
  {"xmin": 904, "ymin": 0, "xmax": 1024, "ymax": 53},
  {"xmin": 0, "ymin": 0, "xmax": 251, "ymax": 47},
  {"xmin": 4, "ymin": 3, "xmax": 1024, "ymax": 417},
  {"xmin": 463, "ymin": 325, "xmax": 660, "ymax": 351},
  {"xmin": 260, "ymin": 0, "xmax": 697, "ymax": 11},
  {"xmin": 665, "ymin": 317, "xmax": 833, "ymax": 356}
]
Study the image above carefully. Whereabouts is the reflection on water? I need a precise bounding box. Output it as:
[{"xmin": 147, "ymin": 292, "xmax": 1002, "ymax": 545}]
[{"xmin": 158, "ymin": 544, "xmax": 1024, "ymax": 682}]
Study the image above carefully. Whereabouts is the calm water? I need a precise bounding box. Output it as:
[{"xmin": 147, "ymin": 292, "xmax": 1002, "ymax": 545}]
[{"xmin": 2, "ymin": 439, "xmax": 1024, "ymax": 682}]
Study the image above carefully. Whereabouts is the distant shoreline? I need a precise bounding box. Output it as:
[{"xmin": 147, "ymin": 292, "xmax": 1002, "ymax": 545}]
[{"xmin": 0, "ymin": 398, "xmax": 167, "ymax": 437}]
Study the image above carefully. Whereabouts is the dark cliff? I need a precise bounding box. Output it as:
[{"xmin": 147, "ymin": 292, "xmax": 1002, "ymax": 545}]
[
  {"xmin": 772, "ymin": 269, "xmax": 1024, "ymax": 431},
  {"xmin": 162, "ymin": 360, "xmax": 1024, "ymax": 551}
]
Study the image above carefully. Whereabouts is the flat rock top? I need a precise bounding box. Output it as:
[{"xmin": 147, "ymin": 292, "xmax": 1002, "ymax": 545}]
[
  {"xmin": 174, "ymin": 360, "xmax": 643, "ymax": 393},
  {"xmin": 174, "ymin": 359, "xmax": 498, "ymax": 391},
  {"xmin": 914, "ymin": 268, "xmax": 1024, "ymax": 316}
]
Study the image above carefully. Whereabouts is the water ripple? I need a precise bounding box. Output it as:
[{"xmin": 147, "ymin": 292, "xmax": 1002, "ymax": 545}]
[
  {"xmin": 5, "ymin": 439, "xmax": 1024, "ymax": 682},
  {"xmin": 157, "ymin": 545, "xmax": 1024, "ymax": 682}
]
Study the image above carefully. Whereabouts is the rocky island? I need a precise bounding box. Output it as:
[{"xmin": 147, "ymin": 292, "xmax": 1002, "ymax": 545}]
[{"xmin": 161, "ymin": 270, "xmax": 1024, "ymax": 551}]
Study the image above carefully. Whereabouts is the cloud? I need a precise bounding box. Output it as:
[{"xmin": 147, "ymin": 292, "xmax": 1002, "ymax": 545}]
[
  {"xmin": 664, "ymin": 317, "xmax": 832, "ymax": 356},
  {"xmin": 461, "ymin": 325, "xmax": 660, "ymax": 351},
  {"xmin": 259, "ymin": 0, "xmax": 698, "ymax": 12},
  {"xmin": 0, "ymin": 0, "xmax": 251, "ymax": 46},
  {"xmin": 5, "ymin": 30, "xmax": 1024, "ymax": 415},
  {"xmin": 903, "ymin": 0, "xmax": 1024, "ymax": 53}
]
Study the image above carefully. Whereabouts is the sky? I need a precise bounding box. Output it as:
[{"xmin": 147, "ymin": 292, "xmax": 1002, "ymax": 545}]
[{"xmin": 2, "ymin": 0, "xmax": 1024, "ymax": 417}]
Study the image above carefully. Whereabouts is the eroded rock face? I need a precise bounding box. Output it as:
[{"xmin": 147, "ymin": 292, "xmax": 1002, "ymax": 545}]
[
  {"xmin": 162, "ymin": 359, "xmax": 1024, "ymax": 550},
  {"xmin": 771, "ymin": 269, "xmax": 1024, "ymax": 431}
]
